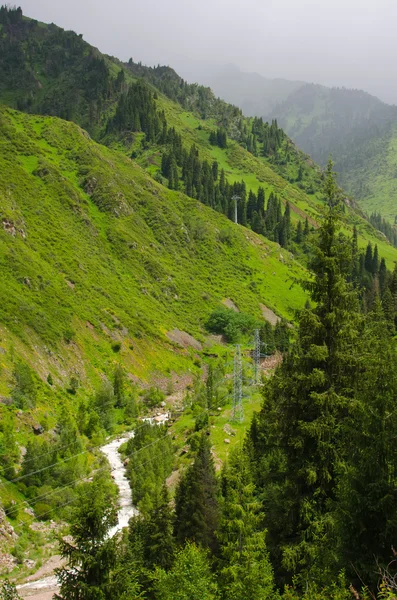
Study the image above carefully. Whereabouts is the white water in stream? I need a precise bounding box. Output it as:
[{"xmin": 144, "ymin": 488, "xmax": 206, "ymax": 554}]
[
  {"xmin": 18, "ymin": 432, "xmax": 136, "ymax": 595},
  {"xmin": 101, "ymin": 431, "xmax": 138, "ymax": 537}
]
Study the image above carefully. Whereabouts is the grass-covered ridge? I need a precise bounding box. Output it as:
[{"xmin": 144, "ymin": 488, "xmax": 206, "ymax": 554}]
[{"xmin": 0, "ymin": 105, "xmax": 307, "ymax": 390}]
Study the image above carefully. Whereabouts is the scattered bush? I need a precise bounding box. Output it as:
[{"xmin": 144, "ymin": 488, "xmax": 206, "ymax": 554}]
[
  {"xmin": 206, "ymin": 307, "xmax": 258, "ymax": 343},
  {"xmin": 11, "ymin": 361, "xmax": 37, "ymax": 409},
  {"xmin": 218, "ymin": 228, "xmax": 236, "ymax": 246},
  {"xmin": 63, "ymin": 327, "xmax": 75, "ymax": 344},
  {"xmin": 143, "ymin": 386, "xmax": 165, "ymax": 408},
  {"xmin": 67, "ymin": 376, "xmax": 79, "ymax": 395},
  {"xmin": 3, "ymin": 499, "xmax": 18, "ymax": 520},
  {"xmin": 34, "ymin": 502, "xmax": 52, "ymax": 521}
]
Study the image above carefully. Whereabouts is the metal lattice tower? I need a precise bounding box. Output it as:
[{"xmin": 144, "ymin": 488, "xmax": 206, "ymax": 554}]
[
  {"xmin": 253, "ymin": 328, "xmax": 261, "ymax": 384},
  {"xmin": 232, "ymin": 344, "xmax": 243, "ymax": 422},
  {"xmin": 231, "ymin": 195, "xmax": 241, "ymax": 224}
]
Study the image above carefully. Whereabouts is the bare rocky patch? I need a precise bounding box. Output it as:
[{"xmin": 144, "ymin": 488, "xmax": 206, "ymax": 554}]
[
  {"xmin": 222, "ymin": 298, "xmax": 239, "ymax": 312},
  {"xmin": 260, "ymin": 303, "xmax": 280, "ymax": 326},
  {"xmin": 166, "ymin": 329, "xmax": 202, "ymax": 351}
]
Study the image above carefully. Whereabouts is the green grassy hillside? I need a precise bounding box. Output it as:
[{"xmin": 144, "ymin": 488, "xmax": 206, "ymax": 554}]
[
  {"xmin": 0, "ymin": 104, "xmax": 311, "ymax": 568},
  {"xmin": 1, "ymin": 5, "xmax": 397, "ymax": 402},
  {"xmin": 1, "ymin": 7, "xmax": 395, "ymax": 251},
  {"xmin": 336, "ymin": 122, "xmax": 397, "ymax": 222},
  {"xmin": 0, "ymin": 104, "xmax": 308, "ymax": 391}
]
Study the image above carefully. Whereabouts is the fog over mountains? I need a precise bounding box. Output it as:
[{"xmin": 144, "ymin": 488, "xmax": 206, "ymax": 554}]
[{"xmin": 18, "ymin": 0, "xmax": 397, "ymax": 105}]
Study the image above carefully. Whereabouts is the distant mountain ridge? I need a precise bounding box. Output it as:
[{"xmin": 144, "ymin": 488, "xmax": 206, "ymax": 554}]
[
  {"xmin": 179, "ymin": 63, "xmax": 305, "ymax": 118},
  {"xmin": 183, "ymin": 64, "xmax": 397, "ymax": 221},
  {"xmin": 269, "ymin": 82, "xmax": 396, "ymax": 161}
]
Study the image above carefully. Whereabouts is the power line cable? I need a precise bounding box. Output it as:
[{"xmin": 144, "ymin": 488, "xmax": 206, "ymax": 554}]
[
  {"xmin": 0, "ymin": 427, "xmax": 169, "ymax": 489},
  {"xmin": 5, "ymin": 443, "xmax": 169, "ymax": 519}
]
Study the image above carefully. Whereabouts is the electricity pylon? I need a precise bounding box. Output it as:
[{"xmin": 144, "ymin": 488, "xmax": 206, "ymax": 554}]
[
  {"xmin": 231, "ymin": 195, "xmax": 241, "ymax": 224},
  {"xmin": 232, "ymin": 344, "xmax": 243, "ymax": 422},
  {"xmin": 253, "ymin": 328, "xmax": 261, "ymax": 384},
  {"xmin": 252, "ymin": 328, "xmax": 270, "ymax": 385}
]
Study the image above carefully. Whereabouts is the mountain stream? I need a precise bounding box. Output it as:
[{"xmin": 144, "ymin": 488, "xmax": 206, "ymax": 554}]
[{"xmin": 17, "ymin": 431, "xmax": 136, "ymax": 598}]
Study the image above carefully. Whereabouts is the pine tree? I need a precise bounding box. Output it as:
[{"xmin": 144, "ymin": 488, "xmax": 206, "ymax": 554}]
[
  {"xmin": 248, "ymin": 159, "xmax": 362, "ymax": 586},
  {"xmin": 55, "ymin": 478, "xmax": 118, "ymax": 600},
  {"xmin": 144, "ymin": 484, "xmax": 175, "ymax": 570},
  {"xmin": 335, "ymin": 299, "xmax": 397, "ymax": 588},
  {"xmin": 365, "ymin": 242, "xmax": 373, "ymax": 273},
  {"xmin": 351, "ymin": 225, "xmax": 360, "ymax": 283},
  {"xmin": 174, "ymin": 434, "xmax": 219, "ymax": 553},
  {"xmin": 110, "ymin": 531, "xmax": 142, "ymax": 600},
  {"xmin": 217, "ymin": 449, "xmax": 275, "ymax": 600},
  {"xmin": 390, "ymin": 263, "xmax": 397, "ymax": 298},
  {"xmin": 260, "ymin": 321, "xmax": 275, "ymax": 355},
  {"xmin": 211, "ymin": 161, "xmax": 218, "ymax": 181},
  {"xmin": 379, "ymin": 257, "xmax": 388, "ymax": 297},
  {"xmin": 246, "ymin": 190, "xmax": 257, "ymax": 223},
  {"xmin": 372, "ymin": 244, "xmax": 379, "ymax": 274},
  {"xmin": 95, "ymin": 380, "xmax": 115, "ymax": 432},
  {"xmin": 284, "ymin": 202, "xmax": 291, "ymax": 246},
  {"xmin": 113, "ymin": 363, "xmax": 125, "ymax": 408},
  {"xmin": 382, "ymin": 287, "xmax": 395, "ymax": 332},
  {"xmin": 274, "ymin": 319, "xmax": 290, "ymax": 352},
  {"xmin": 257, "ymin": 187, "xmax": 265, "ymax": 217},
  {"xmin": 154, "ymin": 543, "xmax": 218, "ymax": 600}
]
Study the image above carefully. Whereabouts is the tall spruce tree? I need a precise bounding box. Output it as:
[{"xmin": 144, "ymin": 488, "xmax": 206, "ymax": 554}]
[
  {"xmin": 144, "ymin": 484, "xmax": 175, "ymax": 571},
  {"xmin": 174, "ymin": 433, "xmax": 219, "ymax": 553},
  {"xmin": 55, "ymin": 477, "xmax": 118, "ymax": 600},
  {"xmin": 154, "ymin": 543, "xmax": 218, "ymax": 600},
  {"xmin": 303, "ymin": 216, "xmax": 310, "ymax": 236},
  {"xmin": 378, "ymin": 257, "xmax": 388, "ymax": 298},
  {"xmin": 365, "ymin": 242, "xmax": 373, "ymax": 273},
  {"xmin": 335, "ymin": 299, "xmax": 397, "ymax": 588},
  {"xmin": 248, "ymin": 159, "xmax": 362, "ymax": 587},
  {"xmin": 217, "ymin": 448, "xmax": 275, "ymax": 600}
]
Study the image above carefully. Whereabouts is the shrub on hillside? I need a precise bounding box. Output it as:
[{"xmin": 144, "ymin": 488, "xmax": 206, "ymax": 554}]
[
  {"xmin": 206, "ymin": 307, "xmax": 258, "ymax": 343},
  {"xmin": 11, "ymin": 361, "xmax": 37, "ymax": 409},
  {"xmin": 143, "ymin": 386, "xmax": 165, "ymax": 408}
]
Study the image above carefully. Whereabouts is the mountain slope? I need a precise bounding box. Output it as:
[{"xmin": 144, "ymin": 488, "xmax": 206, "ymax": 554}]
[
  {"xmin": 0, "ymin": 103, "xmax": 313, "ymax": 572},
  {"xmin": 333, "ymin": 122, "xmax": 397, "ymax": 222},
  {"xmin": 179, "ymin": 61, "xmax": 397, "ymax": 225},
  {"xmin": 2, "ymin": 7, "xmax": 397, "ymax": 571},
  {"xmin": 2, "ymin": 5, "xmax": 397, "ymax": 385},
  {"xmin": 0, "ymin": 105, "xmax": 307, "ymax": 391}
]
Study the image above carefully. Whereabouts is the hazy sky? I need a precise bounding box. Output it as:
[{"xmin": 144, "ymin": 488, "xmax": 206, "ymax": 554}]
[{"xmin": 19, "ymin": 0, "xmax": 397, "ymax": 103}]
